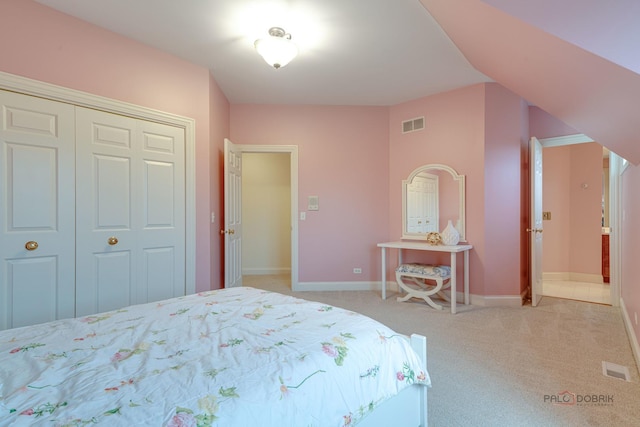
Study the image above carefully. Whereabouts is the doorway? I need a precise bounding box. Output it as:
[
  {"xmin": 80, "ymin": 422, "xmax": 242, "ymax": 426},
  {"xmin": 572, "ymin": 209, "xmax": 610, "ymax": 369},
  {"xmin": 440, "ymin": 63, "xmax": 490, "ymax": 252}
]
[
  {"xmin": 228, "ymin": 145, "xmax": 299, "ymax": 290},
  {"xmin": 538, "ymin": 135, "xmax": 619, "ymax": 306},
  {"xmin": 242, "ymin": 152, "xmax": 292, "ymax": 287}
]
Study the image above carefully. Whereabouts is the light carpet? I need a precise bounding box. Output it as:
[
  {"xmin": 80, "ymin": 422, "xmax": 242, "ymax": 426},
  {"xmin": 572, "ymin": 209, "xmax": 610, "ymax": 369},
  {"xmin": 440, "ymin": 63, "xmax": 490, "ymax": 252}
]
[{"xmin": 244, "ymin": 275, "xmax": 640, "ymax": 427}]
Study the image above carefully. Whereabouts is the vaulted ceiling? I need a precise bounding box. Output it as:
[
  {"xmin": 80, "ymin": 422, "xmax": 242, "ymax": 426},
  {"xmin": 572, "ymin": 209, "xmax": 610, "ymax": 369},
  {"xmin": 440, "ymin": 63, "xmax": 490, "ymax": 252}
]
[{"xmin": 35, "ymin": 0, "xmax": 640, "ymax": 164}]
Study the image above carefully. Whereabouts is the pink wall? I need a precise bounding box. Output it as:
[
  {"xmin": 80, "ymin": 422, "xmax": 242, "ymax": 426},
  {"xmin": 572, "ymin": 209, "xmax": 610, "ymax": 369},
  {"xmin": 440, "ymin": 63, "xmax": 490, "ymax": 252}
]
[
  {"xmin": 569, "ymin": 144, "xmax": 603, "ymax": 275},
  {"xmin": 229, "ymin": 105, "xmax": 390, "ymax": 283},
  {"xmin": 0, "ymin": 0, "xmax": 229, "ymax": 291},
  {"xmin": 543, "ymin": 144, "xmax": 602, "ymax": 276},
  {"xmin": 622, "ymin": 165, "xmax": 640, "ymax": 351},
  {"xmin": 543, "ymin": 146, "xmax": 572, "ymax": 272},
  {"xmin": 389, "ymin": 85, "xmax": 486, "ymax": 291},
  {"xmin": 483, "ymin": 84, "xmax": 528, "ymax": 296},
  {"xmin": 389, "ymin": 83, "xmax": 526, "ymax": 298},
  {"xmin": 529, "ymin": 107, "xmax": 579, "ymax": 139},
  {"xmin": 421, "ymin": 0, "xmax": 640, "ymax": 165}
]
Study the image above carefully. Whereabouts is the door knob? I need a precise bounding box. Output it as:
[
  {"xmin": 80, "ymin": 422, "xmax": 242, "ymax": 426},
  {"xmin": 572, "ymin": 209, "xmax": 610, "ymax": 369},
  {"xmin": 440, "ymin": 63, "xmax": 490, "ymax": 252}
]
[
  {"xmin": 107, "ymin": 236, "xmax": 119, "ymax": 245},
  {"xmin": 526, "ymin": 228, "xmax": 543, "ymax": 233},
  {"xmin": 25, "ymin": 241, "xmax": 38, "ymax": 251},
  {"xmin": 220, "ymin": 229, "xmax": 235, "ymax": 235}
]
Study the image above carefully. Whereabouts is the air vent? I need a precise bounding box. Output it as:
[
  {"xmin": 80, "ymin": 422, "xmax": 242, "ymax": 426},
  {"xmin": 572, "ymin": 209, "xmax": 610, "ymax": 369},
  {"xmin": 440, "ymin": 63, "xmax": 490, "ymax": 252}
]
[
  {"xmin": 402, "ymin": 116, "xmax": 425, "ymax": 134},
  {"xmin": 602, "ymin": 361, "xmax": 631, "ymax": 381}
]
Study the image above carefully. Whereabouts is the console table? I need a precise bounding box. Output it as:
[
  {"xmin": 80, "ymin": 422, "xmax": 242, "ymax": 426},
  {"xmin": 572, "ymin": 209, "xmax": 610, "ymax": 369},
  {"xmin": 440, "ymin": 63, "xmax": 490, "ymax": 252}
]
[{"xmin": 377, "ymin": 241, "xmax": 473, "ymax": 314}]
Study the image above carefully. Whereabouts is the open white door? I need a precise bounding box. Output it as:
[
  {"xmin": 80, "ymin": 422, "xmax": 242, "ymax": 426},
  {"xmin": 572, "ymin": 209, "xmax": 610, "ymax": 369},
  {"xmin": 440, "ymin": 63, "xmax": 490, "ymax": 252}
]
[
  {"xmin": 529, "ymin": 137, "xmax": 544, "ymax": 306},
  {"xmin": 223, "ymin": 138, "xmax": 243, "ymax": 288}
]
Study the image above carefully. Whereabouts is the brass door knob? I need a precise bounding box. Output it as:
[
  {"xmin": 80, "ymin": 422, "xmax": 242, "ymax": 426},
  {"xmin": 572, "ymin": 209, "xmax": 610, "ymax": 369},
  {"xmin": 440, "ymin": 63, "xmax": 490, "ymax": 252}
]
[
  {"xmin": 107, "ymin": 236, "xmax": 119, "ymax": 245},
  {"xmin": 25, "ymin": 241, "xmax": 38, "ymax": 251}
]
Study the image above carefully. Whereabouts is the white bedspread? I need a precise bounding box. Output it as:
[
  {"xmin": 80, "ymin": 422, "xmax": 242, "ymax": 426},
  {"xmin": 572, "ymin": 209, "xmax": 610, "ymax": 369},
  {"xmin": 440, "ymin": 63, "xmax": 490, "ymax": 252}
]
[{"xmin": 0, "ymin": 287, "xmax": 430, "ymax": 426}]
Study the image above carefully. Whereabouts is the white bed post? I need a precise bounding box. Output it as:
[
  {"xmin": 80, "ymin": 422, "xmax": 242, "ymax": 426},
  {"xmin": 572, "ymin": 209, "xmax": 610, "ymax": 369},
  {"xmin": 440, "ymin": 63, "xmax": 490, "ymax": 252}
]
[{"xmin": 410, "ymin": 334, "xmax": 428, "ymax": 426}]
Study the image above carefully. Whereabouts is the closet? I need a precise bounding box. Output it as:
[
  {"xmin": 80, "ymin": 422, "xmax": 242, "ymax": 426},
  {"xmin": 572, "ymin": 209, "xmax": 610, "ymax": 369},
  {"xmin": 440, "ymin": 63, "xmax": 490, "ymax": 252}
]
[{"xmin": 0, "ymin": 90, "xmax": 186, "ymax": 330}]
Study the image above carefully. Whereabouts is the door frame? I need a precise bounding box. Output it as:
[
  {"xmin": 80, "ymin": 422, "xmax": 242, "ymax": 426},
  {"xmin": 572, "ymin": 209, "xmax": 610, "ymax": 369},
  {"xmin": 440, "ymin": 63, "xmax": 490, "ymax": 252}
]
[
  {"xmin": 537, "ymin": 133, "xmax": 620, "ymax": 307},
  {"xmin": 0, "ymin": 71, "xmax": 197, "ymax": 294},
  {"xmin": 234, "ymin": 144, "xmax": 299, "ymax": 290}
]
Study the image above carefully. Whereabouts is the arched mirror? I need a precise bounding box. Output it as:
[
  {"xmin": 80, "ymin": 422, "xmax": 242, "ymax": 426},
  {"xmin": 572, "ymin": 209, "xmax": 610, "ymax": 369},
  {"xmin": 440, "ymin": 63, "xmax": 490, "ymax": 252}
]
[{"xmin": 402, "ymin": 164, "xmax": 465, "ymax": 241}]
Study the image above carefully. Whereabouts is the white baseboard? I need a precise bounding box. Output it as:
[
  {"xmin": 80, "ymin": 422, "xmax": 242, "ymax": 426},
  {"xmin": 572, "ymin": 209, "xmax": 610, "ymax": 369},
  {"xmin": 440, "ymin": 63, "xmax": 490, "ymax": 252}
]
[
  {"xmin": 620, "ymin": 297, "xmax": 640, "ymax": 373},
  {"xmin": 543, "ymin": 272, "xmax": 603, "ymax": 284},
  {"xmin": 469, "ymin": 294, "xmax": 524, "ymax": 307},
  {"xmin": 243, "ymin": 268, "xmax": 291, "ymax": 275},
  {"xmin": 294, "ymin": 281, "xmax": 386, "ymax": 292}
]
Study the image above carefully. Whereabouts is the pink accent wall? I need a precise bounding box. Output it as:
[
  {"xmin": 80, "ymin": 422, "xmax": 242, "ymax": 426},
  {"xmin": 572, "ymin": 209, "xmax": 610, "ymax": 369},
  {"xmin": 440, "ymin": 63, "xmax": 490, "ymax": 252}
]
[
  {"xmin": 543, "ymin": 144, "xmax": 602, "ymax": 276},
  {"xmin": 1, "ymin": 0, "xmax": 230, "ymax": 292},
  {"xmin": 229, "ymin": 105, "xmax": 390, "ymax": 283}
]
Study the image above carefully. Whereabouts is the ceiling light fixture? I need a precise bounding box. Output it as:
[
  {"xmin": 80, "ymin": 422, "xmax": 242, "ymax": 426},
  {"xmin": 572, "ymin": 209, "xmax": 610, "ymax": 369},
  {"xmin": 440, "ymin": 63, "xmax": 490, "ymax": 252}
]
[{"xmin": 254, "ymin": 27, "xmax": 298, "ymax": 69}]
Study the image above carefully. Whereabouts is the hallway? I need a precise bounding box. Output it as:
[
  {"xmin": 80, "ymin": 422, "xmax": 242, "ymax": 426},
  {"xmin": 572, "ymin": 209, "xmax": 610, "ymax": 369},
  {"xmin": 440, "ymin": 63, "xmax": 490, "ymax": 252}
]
[{"xmin": 542, "ymin": 280, "xmax": 610, "ymax": 305}]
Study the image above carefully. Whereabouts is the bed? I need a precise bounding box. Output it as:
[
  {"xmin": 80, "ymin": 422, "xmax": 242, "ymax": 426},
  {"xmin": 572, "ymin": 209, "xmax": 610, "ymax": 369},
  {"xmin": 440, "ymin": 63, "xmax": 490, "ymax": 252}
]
[{"xmin": 0, "ymin": 287, "xmax": 429, "ymax": 426}]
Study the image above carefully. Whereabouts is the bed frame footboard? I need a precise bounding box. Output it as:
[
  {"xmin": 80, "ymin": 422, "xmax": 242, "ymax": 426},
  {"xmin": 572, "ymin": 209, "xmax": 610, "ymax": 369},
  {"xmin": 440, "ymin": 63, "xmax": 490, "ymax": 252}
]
[{"xmin": 357, "ymin": 334, "xmax": 428, "ymax": 427}]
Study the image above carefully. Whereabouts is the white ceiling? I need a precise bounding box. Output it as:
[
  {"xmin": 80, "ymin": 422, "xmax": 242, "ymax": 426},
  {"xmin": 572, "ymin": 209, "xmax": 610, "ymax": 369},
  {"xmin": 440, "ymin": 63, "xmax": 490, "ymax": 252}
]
[{"xmin": 35, "ymin": 0, "xmax": 492, "ymax": 106}]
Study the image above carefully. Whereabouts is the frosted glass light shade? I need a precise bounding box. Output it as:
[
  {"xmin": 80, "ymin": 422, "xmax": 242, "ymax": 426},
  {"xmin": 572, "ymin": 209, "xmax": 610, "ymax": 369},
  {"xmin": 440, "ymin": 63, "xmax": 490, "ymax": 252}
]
[{"xmin": 254, "ymin": 34, "xmax": 298, "ymax": 69}]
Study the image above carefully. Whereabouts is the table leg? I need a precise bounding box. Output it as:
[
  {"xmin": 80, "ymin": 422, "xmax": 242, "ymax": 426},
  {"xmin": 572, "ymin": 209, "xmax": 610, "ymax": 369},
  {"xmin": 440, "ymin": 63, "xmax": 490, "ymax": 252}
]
[
  {"xmin": 450, "ymin": 252, "xmax": 457, "ymax": 314},
  {"xmin": 464, "ymin": 250, "xmax": 470, "ymax": 305},
  {"xmin": 381, "ymin": 247, "xmax": 386, "ymax": 300}
]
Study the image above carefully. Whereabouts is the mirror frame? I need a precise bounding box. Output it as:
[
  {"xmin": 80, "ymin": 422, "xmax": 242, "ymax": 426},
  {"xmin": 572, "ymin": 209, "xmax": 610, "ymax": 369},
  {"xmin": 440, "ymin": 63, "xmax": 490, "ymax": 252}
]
[{"xmin": 402, "ymin": 163, "xmax": 466, "ymax": 241}]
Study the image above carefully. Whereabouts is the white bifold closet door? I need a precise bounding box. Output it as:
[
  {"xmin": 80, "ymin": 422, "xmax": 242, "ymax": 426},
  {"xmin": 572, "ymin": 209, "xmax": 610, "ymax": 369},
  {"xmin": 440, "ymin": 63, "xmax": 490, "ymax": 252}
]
[
  {"xmin": 0, "ymin": 90, "xmax": 186, "ymax": 330},
  {"xmin": 0, "ymin": 91, "xmax": 76, "ymax": 330},
  {"xmin": 75, "ymin": 107, "xmax": 185, "ymax": 316}
]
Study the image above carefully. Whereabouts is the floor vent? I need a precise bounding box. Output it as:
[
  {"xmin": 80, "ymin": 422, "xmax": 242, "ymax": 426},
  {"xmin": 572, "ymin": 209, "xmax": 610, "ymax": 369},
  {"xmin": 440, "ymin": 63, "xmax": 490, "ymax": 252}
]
[
  {"xmin": 602, "ymin": 361, "xmax": 631, "ymax": 381},
  {"xmin": 402, "ymin": 116, "xmax": 425, "ymax": 134}
]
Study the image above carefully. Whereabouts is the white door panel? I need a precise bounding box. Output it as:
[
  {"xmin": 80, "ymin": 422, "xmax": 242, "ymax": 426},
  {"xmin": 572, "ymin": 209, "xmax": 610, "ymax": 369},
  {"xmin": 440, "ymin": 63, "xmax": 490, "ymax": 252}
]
[
  {"xmin": 75, "ymin": 108, "xmax": 185, "ymax": 315},
  {"xmin": 224, "ymin": 138, "xmax": 242, "ymax": 288},
  {"xmin": 138, "ymin": 120, "xmax": 185, "ymax": 300},
  {"xmin": 75, "ymin": 108, "xmax": 137, "ymax": 316},
  {"xmin": 0, "ymin": 90, "xmax": 75, "ymax": 330},
  {"xmin": 530, "ymin": 137, "xmax": 543, "ymax": 306}
]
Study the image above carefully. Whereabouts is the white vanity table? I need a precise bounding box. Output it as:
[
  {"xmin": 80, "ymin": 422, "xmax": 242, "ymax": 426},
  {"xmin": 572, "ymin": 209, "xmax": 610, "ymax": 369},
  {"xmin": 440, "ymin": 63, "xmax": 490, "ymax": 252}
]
[{"xmin": 377, "ymin": 241, "xmax": 472, "ymax": 314}]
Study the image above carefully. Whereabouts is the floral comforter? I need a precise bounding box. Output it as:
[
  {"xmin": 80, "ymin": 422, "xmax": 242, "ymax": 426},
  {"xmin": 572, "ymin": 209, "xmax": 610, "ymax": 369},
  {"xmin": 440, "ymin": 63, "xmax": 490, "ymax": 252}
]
[{"xmin": 0, "ymin": 287, "xmax": 430, "ymax": 426}]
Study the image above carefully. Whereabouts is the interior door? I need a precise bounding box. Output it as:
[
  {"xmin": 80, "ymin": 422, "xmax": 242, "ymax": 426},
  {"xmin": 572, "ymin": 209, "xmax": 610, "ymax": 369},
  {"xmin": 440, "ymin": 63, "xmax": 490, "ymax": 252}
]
[
  {"xmin": 75, "ymin": 107, "xmax": 186, "ymax": 316},
  {"xmin": 223, "ymin": 138, "xmax": 243, "ymax": 287},
  {"xmin": 0, "ymin": 90, "xmax": 76, "ymax": 330},
  {"xmin": 529, "ymin": 137, "xmax": 543, "ymax": 306}
]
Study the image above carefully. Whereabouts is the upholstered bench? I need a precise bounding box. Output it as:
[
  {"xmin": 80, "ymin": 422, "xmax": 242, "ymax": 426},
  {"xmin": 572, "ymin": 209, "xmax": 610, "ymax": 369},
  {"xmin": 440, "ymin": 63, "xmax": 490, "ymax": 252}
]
[{"xmin": 395, "ymin": 263, "xmax": 452, "ymax": 310}]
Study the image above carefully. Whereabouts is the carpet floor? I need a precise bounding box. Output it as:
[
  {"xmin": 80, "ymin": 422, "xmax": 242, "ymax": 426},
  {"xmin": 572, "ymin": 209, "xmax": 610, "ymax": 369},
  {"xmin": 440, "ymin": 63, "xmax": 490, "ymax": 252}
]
[{"xmin": 244, "ymin": 275, "xmax": 640, "ymax": 427}]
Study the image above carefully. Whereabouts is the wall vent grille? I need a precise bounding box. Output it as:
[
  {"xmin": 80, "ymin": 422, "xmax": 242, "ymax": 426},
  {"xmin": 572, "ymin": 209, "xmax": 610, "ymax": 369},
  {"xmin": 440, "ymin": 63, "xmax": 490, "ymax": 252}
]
[
  {"xmin": 402, "ymin": 116, "xmax": 425, "ymax": 134},
  {"xmin": 602, "ymin": 361, "xmax": 630, "ymax": 381}
]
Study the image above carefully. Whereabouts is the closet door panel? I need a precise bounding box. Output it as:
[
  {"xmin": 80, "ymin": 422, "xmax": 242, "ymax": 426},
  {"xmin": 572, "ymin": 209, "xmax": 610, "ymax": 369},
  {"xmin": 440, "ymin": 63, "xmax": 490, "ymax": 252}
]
[
  {"xmin": 75, "ymin": 107, "xmax": 138, "ymax": 316},
  {"xmin": 76, "ymin": 108, "xmax": 185, "ymax": 316},
  {"xmin": 94, "ymin": 251, "xmax": 133, "ymax": 313},
  {"xmin": 137, "ymin": 121, "xmax": 185, "ymax": 301},
  {"xmin": 0, "ymin": 91, "xmax": 75, "ymax": 330}
]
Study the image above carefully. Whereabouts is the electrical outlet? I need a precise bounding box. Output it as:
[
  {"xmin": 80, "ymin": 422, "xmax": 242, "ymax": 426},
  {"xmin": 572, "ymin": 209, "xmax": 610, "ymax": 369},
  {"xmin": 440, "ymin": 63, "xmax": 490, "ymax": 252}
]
[{"xmin": 353, "ymin": 268, "xmax": 362, "ymax": 274}]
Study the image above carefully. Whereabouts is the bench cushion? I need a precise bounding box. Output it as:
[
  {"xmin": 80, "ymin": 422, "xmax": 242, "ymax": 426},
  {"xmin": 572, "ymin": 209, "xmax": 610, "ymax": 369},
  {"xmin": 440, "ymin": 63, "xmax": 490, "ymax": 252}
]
[{"xmin": 396, "ymin": 263, "xmax": 451, "ymax": 278}]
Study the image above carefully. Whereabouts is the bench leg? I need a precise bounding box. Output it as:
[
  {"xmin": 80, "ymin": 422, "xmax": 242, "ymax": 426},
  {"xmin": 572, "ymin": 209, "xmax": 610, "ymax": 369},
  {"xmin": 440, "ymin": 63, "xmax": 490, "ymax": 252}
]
[{"xmin": 395, "ymin": 273, "xmax": 445, "ymax": 310}]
